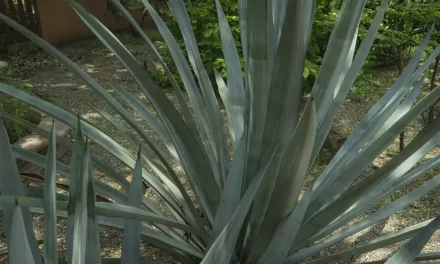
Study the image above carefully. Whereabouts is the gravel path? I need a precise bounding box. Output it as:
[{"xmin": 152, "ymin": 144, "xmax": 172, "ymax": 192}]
[
  {"xmin": 1, "ymin": 32, "xmax": 440, "ymax": 263},
  {"xmin": 2, "ymin": 33, "xmax": 179, "ymax": 263}
]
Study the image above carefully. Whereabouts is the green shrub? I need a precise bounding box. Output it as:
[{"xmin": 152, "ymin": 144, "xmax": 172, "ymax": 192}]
[
  {"xmin": 0, "ymin": 61, "xmax": 37, "ymax": 143},
  {"xmin": 2, "ymin": 0, "xmax": 440, "ymax": 263},
  {"xmin": 365, "ymin": 0, "xmax": 440, "ymax": 66}
]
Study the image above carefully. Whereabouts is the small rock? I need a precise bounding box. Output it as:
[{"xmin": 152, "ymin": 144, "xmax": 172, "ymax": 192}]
[{"xmin": 179, "ymin": 177, "xmax": 187, "ymax": 185}]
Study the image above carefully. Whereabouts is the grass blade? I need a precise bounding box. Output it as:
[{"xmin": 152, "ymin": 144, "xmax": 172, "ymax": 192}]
[
  {"xmin": 11, "ymin": 144, "xmax": 127, "ymax": 204},
  {"xmin": 261, "ymin": 0, "xmax": 314, "ymax": 160},
  {"xmin": 238, "ymin": 0, "xmax": 248, "ymax": 62},
  {"xmin": 9, "ymin": 206, "xmax": 38, "ymax": 264},
  {"xmin": 295, "ymin": 107, "xmax": 440, "ymax": 249},
  {"xmin": 0, "ymin": 196, "xmax": 205, "ymax": 240},
  {"xmin": 85, "ymin": 156, "xmax": 102, "ymax": 263},
  {"xmin": 212, "ymin": 130, "xmax": 247, "ymax": 237},
  {"xmin": 0, "ymin": 111, "xmax": 132, "ymax": 192},
  {"xmin": 215, "ymin": 0, "xmax": 245, "ymax": 147},
  {"xmin": 138, "ymin": 0, "xmax": 219, "ymax": 181},
  {"xmin": 107, "ymin": 0, "xmax": 201, "ymax": 144},
  {"xmin": 312, "ymin": 0, "xmax": 365, "ymax": 127},
  {"xmin": 69, "ymin": 0, "xmax": 220, "ymax": 223},
  {"xmin": 272, "ymin": 0, "xmax": 287, "ymax": 48},
  {"xmin": 243, "ymin": 0, "xmax": 268, "ymax": 191},
  {"xmin": 263, "ymin": 190, "xmax": 312, "ymax": 264},
  {"xmin": 244, "ymin": 3, "xmax": 315, "ymax": 248},
  {"xmin": 384, "ymin": 216, "xmax": 440, "ymax": 264},
  {"xmin": 102, "ymin": 259, "xmax": 159, "ymax": 264},
  {"xmin": 44, "ymin": 123, "xmax": 58, "ymax": 264},
  {"xmin": 0, "ymin": 11, "xmax": 206, "ymax": 227},
  {"xmin": 0, "ymin": 121, "xmax": 41, "ymax": 263},
  {"xmin": 246, "ymin": 99, "xmax": 316, "ymax": 262},
  {"xmin": 308, "ymin": 83, "xmax": 440, "ymax": 220},
  {"xmin": 67, "ymin": 119, "xmax": 88, "ymax": 264},
  {"xmin": 121, "ymin": 150, "xmax": 144, "ymax": 263},
  {"xmin": 367, "ymin": 74, "xmax": 424, "ymax": 145},
  {"xmin": 168, "ymin": 0, "xmax": 229, "ymax": 187},
  {"xmin": 289, "ymin": 172, "xmax": 440, "ymax": 262},
  {"xmin": 299, "ymin": 219, "xmax": 435, "ymax": 264},
  {"xmin": 314, "ymin": 25, "xmax": 434, "ymax": 190},
  {"xmin": 201, "ymin": 151, "xmax": 276, "ymax": 264},
  {"xmin": 109, "ymin": 84, "xmax": 179, "ymax": 161},
  {"xmin": 312, "ymin": 0, "xmax": 390, "ymax": 161}
]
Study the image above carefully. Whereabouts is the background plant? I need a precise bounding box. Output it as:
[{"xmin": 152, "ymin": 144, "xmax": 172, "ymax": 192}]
[
  {"xmin": 154, "ymin": 0, "xmax": 440, "ymax": 92},
  {"xmin": 2, "ymin": 0, "xmax": 440, "ymax": 264},
  {"xmin": 0, "ymin": 60, "xmax": 37, "ymax": 143}
]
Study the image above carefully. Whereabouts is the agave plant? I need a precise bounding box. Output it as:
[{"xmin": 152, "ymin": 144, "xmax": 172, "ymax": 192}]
[{"xmin": 1, "ymin": 0, "xmax": 440, "ymax": 263}]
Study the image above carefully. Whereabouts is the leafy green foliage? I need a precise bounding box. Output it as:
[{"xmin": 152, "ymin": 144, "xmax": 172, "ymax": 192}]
[
  {"xmin": 363, "ymin": 0, "xmax": 440, "ymax": 66},
  {"xmin": 0, "ymin": 61, "xmax": 38, "ymax": 143},
  {"xmin": 350, "ymin": 69, "xmax": 397, "ymax": 98},
  {"xmin": 152, "ymin": 0, "xmax": 242, "ymax": 89}
]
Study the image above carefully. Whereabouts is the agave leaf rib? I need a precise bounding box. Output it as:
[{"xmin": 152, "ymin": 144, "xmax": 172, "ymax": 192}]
[
  {"xmin": 0, "ymin": 196, "xmax": 206, "ymax": 258},
  {"xmin": 272, "ymin": 0, "xmax": 288, "ymax": 48},
  {"xmin": 384, "ymin": 216, "xmax": 440, "ymax": 264},
  {"xmin": 108, "ymin": 84, "xmax": 179, "ymax": 161},
  {"xmin": 239, "ymin": 0, "xmax": 269, "ymax": 256},
  {"xmin": 261, "ymin": 0, "xmax": 314, "ymax": 160},
  {"xmin": 83, "ymin": 99, "xmax": 193, "ymax": 225},
  {"xmin": 242, "ymin": 0, "xmax": 268, "ymax": 194},
  {"xmin": 0, "ymin": 15, "xmax": 208, "ymax": 226},
  {"xmin": 246, "ymin": 98, "xmax": 316, "ymax": 263},
  {"xmin": 107, "ymin": 0, "xmax": 202, "ymax": 145},
  {"xmin": 43, "ymin": 123, "xmax": 58, "ymax": 264},
  {"xmin": 201, "ymin": 148, "xmax": 277, "ymax": 264},
  {"xmin": 367, "ymin": 74, "xmax": 425, "ymax": 144},
  {"xmin": 69, "ymin": 0, "xmax": 220, "ymax": 223},
  {"xmin": 311, "ymin": 0, "xmax": 391, "ymax": 163},
  {"xmin": 0, "ymin": 121, "xmax": 42, "ymax": 263},
  {"xmin": 307, "ymin": 82, "xmax": 440, "ymax": 222},
  {"xmin": 263, "ymin": 190, "xmax": 312, "ymax": 264},
  {"xmin": 0, "ymin": 111, "xmax": 185, "ymax": 223},
  {"xmin": 214, "ymin": 0, "xmax": 245, "ymax": 148},
  {"xmin": 294, "ymin": 93, "xmax": 440, "ymax": 249},
  {"xmin": 295, "ymin": 219, "xmax": 435, "ymax": 264},
  {"xmin": 9, "ymin": 206, "xmax": 38, "ymax": 264},
  {"xmin": 68, "ymin": 122, "xmax": 89, "ymax": 264},
  {"xmin": 312, "ymin": 24, "xmax": 434, "ymax": 197},
  {"xmin": 85, "ymin": 150, "xmax": 102, "ymax": 263},
  {"xmin": 121, "ymin": 150, "xmax": 145, "ymax": 263},
  {"xmin": 212, "ymin": 129, "xmax": 247, "ymax": 238},
  {"xmin": 289, "ymin": 172, "xmax": 440, "ymax": 262},
  {"xmin": 11, "ymin": 141, "xmax": 163, "ymax": 209},
  {"xmin": 168, "ymin": 0, "xmax": 230, "ymax": 187},
  {"xmin": 10, "ymin": 143, "xmax": 189, "ymax": 241},
  {"xmin": 0, "ymin": 110, "xmax": 133, "ymax": 192},
  {"xmin": 138, "ymin": 0, "xmax": 220, "ymax": 183},
  {"xmin": 312, "ymin": 0, "xmax": 365, "ymax": 128},
  {"xmin": 238, "ymin": 0, "xmax": 248, "ymax": 63},
  {"xmin": 267, "ymin": 0, "xmax": 275, "ymax": 72},
  {"xmin": 245, "ymin": 3, "xmax": 315, "ymax": 250}
]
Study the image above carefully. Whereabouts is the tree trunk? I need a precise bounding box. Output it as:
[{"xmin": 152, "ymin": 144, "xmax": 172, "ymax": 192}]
[
  {"xmin": 428, "ymin": 56, "xmax": 440, "ymax": 124},
  {"xmin": 397, "ymin": 45, "xmax": 405, "ymax": 151}
]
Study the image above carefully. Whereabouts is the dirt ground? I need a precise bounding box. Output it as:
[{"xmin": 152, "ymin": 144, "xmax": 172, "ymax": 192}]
[{"xmin": 1, "ymin": 32, "xmax": 440, "ymax": 263}]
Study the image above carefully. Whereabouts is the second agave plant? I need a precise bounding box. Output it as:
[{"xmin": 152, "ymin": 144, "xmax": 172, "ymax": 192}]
[{"xmin": 1, "ymin": 0, "xmax": 440, "ymax": 263}]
